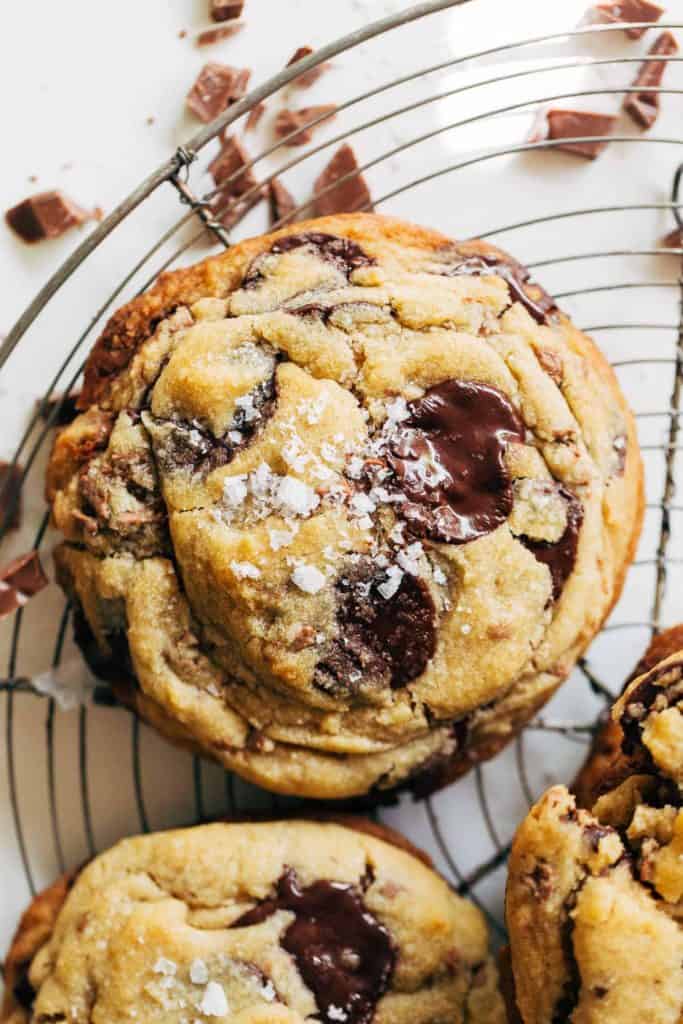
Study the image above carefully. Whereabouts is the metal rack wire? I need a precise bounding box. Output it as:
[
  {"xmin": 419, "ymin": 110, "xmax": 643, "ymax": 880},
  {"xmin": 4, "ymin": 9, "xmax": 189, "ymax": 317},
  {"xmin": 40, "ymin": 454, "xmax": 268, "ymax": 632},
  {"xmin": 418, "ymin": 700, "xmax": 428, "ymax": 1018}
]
[{"xmin": 1, "ymin": 0, "xmax": 682, "ymax": 942}]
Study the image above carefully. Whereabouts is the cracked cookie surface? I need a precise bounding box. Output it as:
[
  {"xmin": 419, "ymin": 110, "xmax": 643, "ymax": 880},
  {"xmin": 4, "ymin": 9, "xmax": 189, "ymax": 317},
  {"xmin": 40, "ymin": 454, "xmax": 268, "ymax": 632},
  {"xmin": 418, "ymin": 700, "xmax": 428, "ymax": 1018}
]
[
  {"xmin": 506, "ymin": 634, "xmax": 683, "ymax": 1024},
  {"xmin": 47, "ymin": 213, "xmax": 643, "ymax": 799},
  {"xmin": 1, "ymin": 817, "xmax": 504, "ymax": 1024}
]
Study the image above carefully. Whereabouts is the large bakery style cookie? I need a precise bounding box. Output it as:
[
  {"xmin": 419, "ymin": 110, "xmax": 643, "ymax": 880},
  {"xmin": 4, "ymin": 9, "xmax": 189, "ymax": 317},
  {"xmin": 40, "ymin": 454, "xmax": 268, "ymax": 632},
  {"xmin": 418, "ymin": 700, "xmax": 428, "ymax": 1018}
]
[
  {"xmin": 506, "ymin": 634, "xmax": 683, "ymax": 1024},
  {"xmin": 47, "ymin": 213, "xmax": 643, "ymax": 799},
  {"xmin": 1, "ymin": 817, "xmax": 504, "ymax": 1024}
]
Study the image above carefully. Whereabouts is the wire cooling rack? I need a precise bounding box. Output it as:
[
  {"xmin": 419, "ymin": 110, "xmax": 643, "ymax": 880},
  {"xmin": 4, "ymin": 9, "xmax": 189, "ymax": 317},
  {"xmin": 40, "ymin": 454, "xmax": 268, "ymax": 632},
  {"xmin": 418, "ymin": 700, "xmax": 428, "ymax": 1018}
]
[{"xmin": 1, "ymin": 0, "xmax": 683, "ymax": 948}]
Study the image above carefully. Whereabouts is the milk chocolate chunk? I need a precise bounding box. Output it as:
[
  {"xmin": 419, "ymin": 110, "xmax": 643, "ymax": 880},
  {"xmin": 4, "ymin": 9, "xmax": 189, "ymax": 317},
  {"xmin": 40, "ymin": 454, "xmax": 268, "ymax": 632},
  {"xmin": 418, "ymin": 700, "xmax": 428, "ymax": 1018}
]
[
  {"xmin": 244, "ymin": 99, "xmax": 266, "ymax": 130},
  {"xmin": 208, "ymin": 135, "xmax": 265, "ymax": 228},
  {"xmin": 313, "ymin": 143, "xmax": 374, "ymax": 216},
  {"xmin": 232, "ymin": 868, "xmax": 395, "ymax": 1024},
  {"xmin": 274, "ymin": 105, "xmax": 337, "ymax": 146},
  {"xmin": 0, "ymin": 550, "xmax": 48, "ymax": 620},
  {"xmin": 287, "ymin": 45, "xmax": 332, "ymax": 88},
  {"xmin": 269, "ymin": 177, "xmax": 297, "ymax": 224},
  {"xmin": 210, "ymin": 0, "xmax": 244, "ymax": 21},
  {"xmin": 517, "ymin": 485, "xmax": 583, "ymax": 600},
  {"xmin": 6, "ymin": 191, "xmax": 92, "ymax": 244},
  {"xmin": 529, "ymin": 109, "xmax": 618, "ymax": 159},
  {"xmin": 186, "ymin": 63, "xmax": 251, "ymax": 122},
  {"xmin": 441, "ymin": 250, "xmax": 557, "ymax": 325},
  {"xmin": 0, "ymin": 461, "xmax": 22, "ymax": 532},
  {"xmin": 594, "ymin": 0, "xmax": 664, "ymax": 38},
  {"xmin": 624, "ymin": 31, "xmax": 678, "ymax": 128},
  {"xmin": 387, "ymin": 379, "xmax": 525, "ymax": 545},
  {"xmin": 196, "ymin": 23, "xmax": 244, "ymax": 46},
  {"xmin": 661, "ymin": 226, "xmax": 683, "ymax": 248}
]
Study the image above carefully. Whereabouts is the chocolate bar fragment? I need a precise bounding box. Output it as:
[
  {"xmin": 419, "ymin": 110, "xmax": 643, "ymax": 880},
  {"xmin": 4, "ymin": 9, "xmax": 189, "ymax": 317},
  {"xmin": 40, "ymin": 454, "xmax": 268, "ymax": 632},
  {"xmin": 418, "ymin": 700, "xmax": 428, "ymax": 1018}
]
[
  {"xmin": 36, "ymin": 390, "xmax": 81, "ymax": 427},
  {"xmin": 245, "ymin": 100, "xmax": 266, "ymax": 131},
  {"xmin": 529, "ymin": 108, "xmax": 618, "ymax": 159},
  {"xmin": 661, "ymin": 226, "xmax": 683, "ymax": 248},
  {"xmin": 196, "ymin": 23, "xmax": 244, "ymax": 46},
  {"xmin": 274, "ymin": 105, "xmax": 337, "ymax": 146},
  {"xmin": 0, "ymin": 551, "xmax": 48, "ymax": 621},
  {"xmin": 210, "ymin": 0, "xmax": 244, "ymax": 21},
  {"xmin": 0, "ymin": 462, "xmax": 23, "ymax": 533},
  {"xmin": 269, "ymin": 177, "xmax": 298, "ymax": 224},
  {"xmin": 313, "ymin": 143, "xmax": 374, "ymax": 216},
  {"xmin": 186, "ymin": 63, "xmax": 251, "ymax": 122},
  {"xmin": 594, "ymin": 0, "xmax": 664, "ymax": 39},
  {"xmin": 624, "ymin": 31, "xmax": 678, "ymax": 128},
  {"xmin": 286, "ymin": 45, "xmax": 331, "ymax": 88},
  {"xmin": 6, "ymin": 191, "xmax": 92, "ymax": 244},
  {"xmin": 208, "ymin": 135, "xmax": 265, "ymax": 230}
]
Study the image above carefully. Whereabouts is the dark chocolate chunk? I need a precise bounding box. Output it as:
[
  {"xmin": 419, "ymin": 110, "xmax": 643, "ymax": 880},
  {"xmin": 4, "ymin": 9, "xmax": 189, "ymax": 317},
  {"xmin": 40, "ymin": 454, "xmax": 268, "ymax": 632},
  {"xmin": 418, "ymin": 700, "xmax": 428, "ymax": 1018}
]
[
  {"xmin": 274, "ymin": 105, "xmax": 337, "ymax": 146},
  {"xmin": 286, "ymin": 45, "xmax": 332, "ymax": 88},
  {"xmin": 529, "ymin": 109, "xmax": 618, "ymax": 159},
  {"xmin": 186, "ymin": 63, "xmax": 251, "ymax": 123},
  {"xmin": 6, "ymin": 191, "xmax": 92, "ymax": 244},
  {"xmin": 594, "ymin": 0, "xmax": 664, "ymax": 38},
  {"xmin": 0, "ymin": 461, "xmax": 23, "ymax": 532},
  {"xmin": 624, "ymin": 31, "xmax": 678, "ymax": 128},
  {"xmin": 268, "ymin": 177, "xmax": 297, "ymax": 224},
  {"xmin": 12, "ymin": 965, "xmax": 36, "ymax": 1012},
  {"xmin": 386, "ymin": 379, "xmax": 525, "ymax": 545},
  {"xmin": 313, "ymin": 144, "xmax": 374, "ymax": 217},
  {"xmin": 517, "ymin": 485, "xmax": 583, "ymax": 601},
  {"xmin": 242, "ymin": 231, "xmax": 374, "ymax": 287},
  {"xmin": 196, "ymin": 23, "xmax": 244, "ymax": 46},
  {"xmin": 438, "ymin": 250, "xmax": 557, "ymax": 325},
  {"xmin": 0, "ymin": 550, "xmax": 48, "ymax": 620},
  {"xmin": 210, "ymin": 0, "xmax": 244, "ymax": 21},
  {"xmin": 618, "ymin": 657, "xmax": 683, "ymax": 758},
  {"xmin": 245, "ymin": 100, "xmax": 266, "ymax": 131},
  {"xmin": 37, "ymin": 390, "xmax": 81, "ymax": 427},
  {"xmin": 208, "ymin": 135, "xmax": 266, "ymax": 229},
  {"xmin": 314, "ymin": 562, "xmax": 436, "ymax": 695},
  {"xmin": 232, "ymin": 868, "xmax": 395, "ymax": 1024}
]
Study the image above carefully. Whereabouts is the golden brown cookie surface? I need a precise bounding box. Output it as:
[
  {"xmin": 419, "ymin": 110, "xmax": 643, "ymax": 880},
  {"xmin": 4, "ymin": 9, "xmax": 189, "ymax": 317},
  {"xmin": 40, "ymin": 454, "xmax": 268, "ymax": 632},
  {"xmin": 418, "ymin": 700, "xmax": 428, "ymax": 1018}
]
[
  {"xmin": 47, "ymin": 213, "xmax": 642, "ymax": 798},
  {"xmin": 1, "ymin": 818, "xmax": 504, "ymax": 1024}
]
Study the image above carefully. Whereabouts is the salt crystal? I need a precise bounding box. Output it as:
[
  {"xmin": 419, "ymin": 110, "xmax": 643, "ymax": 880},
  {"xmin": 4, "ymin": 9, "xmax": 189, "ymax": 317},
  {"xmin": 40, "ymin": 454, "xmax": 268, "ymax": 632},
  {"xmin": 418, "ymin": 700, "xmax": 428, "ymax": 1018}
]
[
  {"xmin": 433, "ymin": 566, "xmax": 447, "ymax": 585},
  {"xmin": 461, "ymin": 623, "xmax": 472, "ymax": 635},
  {"xmin": 291, "ymin": 564, "xmax": 326, "ymax": 594},
  {"xmin": 268, "ymin": 525, "xmax": 298, "ymax": 551},
  {"xmin": 357, "ymin": 515, "xmax": 373, "ymax": 531},
  {"xmin": 350, "ymin": 493, "xmax": 375, "ymax": 516},
  {"xmin": 235, "ymin": 393, "xmax": 259, "ymax": 423},
  {"xmin": 222, "ymin": 475, "xmax": 248, "ymax": 506},
  {"xmin": 385, "ymin": 396, "xmax": 409, "ymax": 422},
  {"xmin": 228, "ymin": 430, "xmax": 242, "ymax": 444},
  {"xmin": 198, "ymin": 981, "xmax": 229, "ymax": 1017},
  {"xmin": 320, "ymin": 442, "xmax": 337, "ymax": 462},
  {"xmin": 378, "ymin": 566, "xmax": 404, "ymax": 599},
  {"xmin": 276, "ymin": 476, "xmax": 320, "ymax": 516},
  {"xmin": 397, "ymin": 542, "xmax": 422, "ymax": 576},
  {"xmin": 153, "ymin": 958, "xmax": 177, "ymax": 976},
  {"xmin": 346, "ymin": 456, "xmax": 364, "ymax": 479},
  {"xmin": 389, "ymin": 522, "xmax": 405, "ymax": 544},
  {"xmin": 260, "ymin": 980, "xmax": 276, "ymax": 1002},
  {"xmin": 302, "ymin": 395, "xmax": 328, "ymax": 424},
  {"xmin": 250, "ymin": 463, "xmax": 274, "ymax": 497},
  {"xmin": 190, "ymin": 959, "xmax": 209, "ymax": 985},
  {"xmin": 230, "ymin": 561, "xmax": 261, "ymax": 580},
  {"xmin": 282, "ymin": 440, "xmax": 309, "ymax": 472},
  {"xmin": 328, "ymin": 1006, "xmax": 348, "ymax": 1022}
]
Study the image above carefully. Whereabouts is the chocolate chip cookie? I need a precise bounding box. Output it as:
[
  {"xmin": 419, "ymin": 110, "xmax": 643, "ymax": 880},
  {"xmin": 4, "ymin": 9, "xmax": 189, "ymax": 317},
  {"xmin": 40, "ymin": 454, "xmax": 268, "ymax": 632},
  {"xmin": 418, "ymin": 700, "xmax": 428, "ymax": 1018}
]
[
  {"xmin": 47, "ymin": 213, "xmax": 643, "ymax": 799},
  {"xmin": 506, "ymin": 634, "xmax": 683, "ymax": 1023},
  {"xmin": 1, "ymin": 816, "xmax": 504, "ymax": 1024}
]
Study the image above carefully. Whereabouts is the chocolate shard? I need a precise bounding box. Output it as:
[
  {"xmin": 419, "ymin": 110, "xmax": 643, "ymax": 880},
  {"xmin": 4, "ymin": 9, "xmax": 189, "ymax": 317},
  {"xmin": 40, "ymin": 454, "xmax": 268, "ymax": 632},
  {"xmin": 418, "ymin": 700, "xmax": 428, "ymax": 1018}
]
[
  {"xmin": 273, "ymin": 105, "xmax": 337, "ymax": 146},
  {"xmin": 244, "ymin": 100, "xmax": 266, "ymax": 131},
  {"xmin": 186, "ymin": 62, "xmax": 251, "ymax": 123},
  {"xmin": 313, "ymin": 143, "xmax": 374, "ymax": 216},
  {"xmin": 37, "ymin": 390, "xmax": 81, "ymax": 427},
  {"xmin": 208, "ymin": 135, "xmax": 266, "ymax": 229},
  {"xmin": 624, "ymin": 31, "xmax": 678, "ymax": 128},
  {"xmin": 0, "ymin": 462, "xmax": 23, "ymax": 532},
  {"xmin": 269, "ymin": 177, "xmax": 298, "ymax": 224},
  {"xmin": 196, "ymin": 23, "xmax": 244, "ymax": 46},
  {"xmin": 6, "ymin": 191, "xmax": 93, "ymax": 244},
  {"xmin": 0, "ymin": 551, "xmax": 48, "ymax": 620},
  {"xmin": 210, "ymin": 0, "xmax": 244, "ymax": 21},
  {"xmin": 594, "ymin": 0, "xmax": 664, "ymax": 39},
  {"xmin": 661, "ymin": 226, "xmax": 683, "ymax": 248},
  {"xmin": 529, "ymin": 108, "xmax": 618, "ymax": 159},
  {"xmin": 286, "ymin": 45, "xmax": 332, "ymax": 88}
]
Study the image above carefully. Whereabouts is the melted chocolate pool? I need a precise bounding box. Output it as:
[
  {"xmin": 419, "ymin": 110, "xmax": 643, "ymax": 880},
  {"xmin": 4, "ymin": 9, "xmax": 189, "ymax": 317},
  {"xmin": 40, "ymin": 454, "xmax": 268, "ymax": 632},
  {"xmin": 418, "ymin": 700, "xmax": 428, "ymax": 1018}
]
[
  {"xmin": 232, "ymin": 868, "xmax": 395, "ymax": 1024},
  {"xmin": 387, "ymin": 379, "xmax": 525, "ymax": 545}
]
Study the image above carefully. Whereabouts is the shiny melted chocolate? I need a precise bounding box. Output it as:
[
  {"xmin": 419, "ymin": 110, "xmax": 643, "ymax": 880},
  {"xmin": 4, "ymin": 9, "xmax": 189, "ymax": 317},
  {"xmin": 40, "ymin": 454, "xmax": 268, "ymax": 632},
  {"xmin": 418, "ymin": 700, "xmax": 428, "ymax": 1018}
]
[
  {"xmin": 517, "ymin": 486, "xmax": 583, "ymax": 600},
  {"xmin": 243, "ymin": 231, "xmax": 374, "ymax": 287},
  {"xmin": 232, "ymin": 868, "xmax": 395, "ymax": 1024},
  {"xmin": 387, "ymin": 379, "xmax": 525, "ymax": 545},
  {"xmin": 440, "ymin": 251, "xmax": 557, "ymax": 325}
]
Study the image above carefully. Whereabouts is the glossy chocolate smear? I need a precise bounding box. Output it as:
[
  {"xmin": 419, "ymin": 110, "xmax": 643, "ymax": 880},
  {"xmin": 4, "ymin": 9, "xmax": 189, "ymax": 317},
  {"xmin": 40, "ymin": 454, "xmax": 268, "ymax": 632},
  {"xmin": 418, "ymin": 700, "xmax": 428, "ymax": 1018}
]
[
  {"xmin": 232, "ymin": 868, "xmax": 395, "ymax": 1024},
  {"xmin": 243, "ymin": 231, "xmax": 374, "ymax": 287},
  {"xmin": 518, "ymin": 486, "xmax": 583, "ymax": 600},
  {"xmin": 387, "ymin": 379, "xmax": 525, "ymax": 545},
  {"xmin": 315, "ymin": 565, "xmax": 436, "ymax": 695},
  {"xmin": 440, "ymin": 250, "xmax": 557, "ymax": 325}
]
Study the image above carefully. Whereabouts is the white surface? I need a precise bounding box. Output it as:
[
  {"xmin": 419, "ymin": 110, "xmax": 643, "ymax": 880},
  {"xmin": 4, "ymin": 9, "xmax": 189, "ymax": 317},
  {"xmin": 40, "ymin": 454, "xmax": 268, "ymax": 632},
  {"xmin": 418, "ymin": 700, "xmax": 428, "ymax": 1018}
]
[{"xmin": 2, "ymin": 0, "xmax": 683, "ymax": 975}]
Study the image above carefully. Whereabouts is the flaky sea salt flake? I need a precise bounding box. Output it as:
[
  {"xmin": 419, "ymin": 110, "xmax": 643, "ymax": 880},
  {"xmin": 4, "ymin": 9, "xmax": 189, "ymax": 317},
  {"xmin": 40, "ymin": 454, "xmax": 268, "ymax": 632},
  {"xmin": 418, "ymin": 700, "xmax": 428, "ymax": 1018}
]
[
  {"xmin": 198, "ymin": 980, "xmax": 229, "ymax": 1017},
  {"xmin": 190, "ymin": 959, "xmax": 209, "ymax": 985},
  {"xmin": 230, "ymin": 561, "xmax": 261, "ymax": 580},
  {"xmin": 291, "ymin": 563, "xmax": 326, "ymax": 594}
]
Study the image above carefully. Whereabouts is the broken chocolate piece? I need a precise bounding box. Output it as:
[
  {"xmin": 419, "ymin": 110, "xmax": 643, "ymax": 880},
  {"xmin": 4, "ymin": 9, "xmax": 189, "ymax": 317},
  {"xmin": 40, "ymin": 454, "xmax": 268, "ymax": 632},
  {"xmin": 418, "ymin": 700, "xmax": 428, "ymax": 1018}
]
[
  {"xmin": 210, "ymin": 0, "xmax": 244, "ymax": 21},
  {"xmin": 196, "ymin": 23, "xmax": 244, "ymax": 46},
  {"xmin": 269, "ymin": 177, "xmax": 297, "ymax": 224},
  {"xmin": 661, "ymin": 226, "xmax": 683, "ymax": 248},
  {"xmin": 313, "ymin": 144, "xmax": 374, "ymax": 216},
  {"xmin": 244, "ymin": 100, "xmax": 266, "ymax": 131},
  {"xmin": 37, "ymin": 390, "xmax": 81, "ymax": 427},
  {"xmin": 232, "ymin": 868, "xmax": 395, "ymax": 1024},
  {"xmin": 0, "ymin": 461, "xmax": 23, "ymax": 532},
  {"xmin": 208, "ymin": 135, "xmax": 265, "ymax": 229},
  {"xmin": 315, "ymin": 565, "xmax": 436, "ymax": 695},
  {"xmin": 439, "ymin": 249, "xmax": 557, "ymax": 325},
  {"xmin": 186, "ymin": 63, "xmax": 251, "ymax": 123},
  {"xmin": 0, "ymin": 551, "xmax": 48, "ymax": 620},
  {"xmin": 529, "ymin": 109, "xmax": 618, "ymax": 159},
  {"xmin": 624, "ymin": 31, "xmax": 678, "ymax": 128},
  {"xmin": 287, "ymin": 45, "xmax": 332, "ymax": 88},
  {"xmin": 517, "ymin": 485, "xmax": 583, "ymax": 600},
  {"xmin": 274, "ymin": 105, "xmax": 337, "ymax": 146},
  {"xmin": 6, "ymin": 191, "xmax": 93, "ymax": 244},
  {"xmin": 594, "ymin": 1, "xmax": 664, "ymax": 39},
  {"xmin": 387, "ymin": 379, "xmax": 526, "ymax": 545}
]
